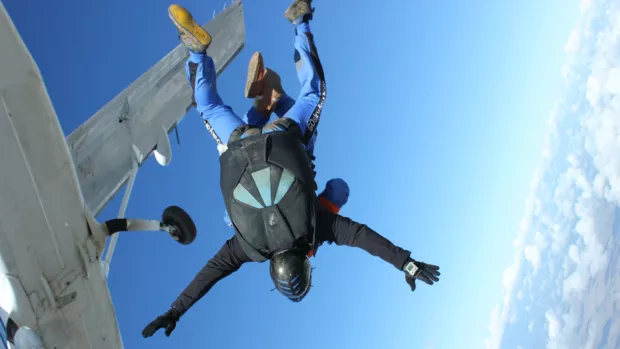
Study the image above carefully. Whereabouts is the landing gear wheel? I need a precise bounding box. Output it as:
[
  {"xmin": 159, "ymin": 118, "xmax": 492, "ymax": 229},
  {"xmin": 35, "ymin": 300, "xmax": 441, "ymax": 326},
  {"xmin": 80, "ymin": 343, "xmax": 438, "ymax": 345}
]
[{"xmin": 162, "ymin": 206, "xmax": 197, "ymax": 245}]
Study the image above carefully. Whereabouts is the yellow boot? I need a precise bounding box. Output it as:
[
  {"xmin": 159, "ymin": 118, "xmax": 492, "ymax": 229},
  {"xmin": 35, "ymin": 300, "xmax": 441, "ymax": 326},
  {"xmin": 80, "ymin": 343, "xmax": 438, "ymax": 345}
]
[{"xmin": 168, "ymin": 4, "xmax": 212, "ymax": 53}]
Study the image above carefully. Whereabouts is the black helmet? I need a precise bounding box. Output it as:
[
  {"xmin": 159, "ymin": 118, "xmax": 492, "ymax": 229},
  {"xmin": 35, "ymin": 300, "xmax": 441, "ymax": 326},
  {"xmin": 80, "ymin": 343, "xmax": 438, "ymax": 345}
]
[{"xmin": 270, "ymin": 249, "xmax": 312, "ymax": 302}]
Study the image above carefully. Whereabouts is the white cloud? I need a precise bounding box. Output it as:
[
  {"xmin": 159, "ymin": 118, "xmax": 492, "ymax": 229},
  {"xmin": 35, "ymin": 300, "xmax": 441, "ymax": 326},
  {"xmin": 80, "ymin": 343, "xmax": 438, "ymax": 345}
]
[
  {"xmin": 546, "ymin": 309, "xmax": 561, "ymax": 340},
  {"xmin": 503, "ymin": 260, "xmax": 520, "ymax": 290},
  {"xmin": 484, "ymin": 252, "xmax": 524, "ymax": 349},
  {"xmin": 484, "ymin": 0, "xmax": 620, "ymax": 348},
  {"xmin": 565, "ymin": 29, "xmax": 582, "ymax": 53},
  {"xmin": 585, "ymin": 75, "xmax": 601, "ymax": 106},
  {"xmin": 524, "ymin": 244, "xmax": 541, "ymax": 271},
  {"xmin": 534, "ymin": 231, "xmax": 549, "ymax": 250},
  {"xmin": 485, "ymin": 305, "xmax": 503, "ymax": 349}
]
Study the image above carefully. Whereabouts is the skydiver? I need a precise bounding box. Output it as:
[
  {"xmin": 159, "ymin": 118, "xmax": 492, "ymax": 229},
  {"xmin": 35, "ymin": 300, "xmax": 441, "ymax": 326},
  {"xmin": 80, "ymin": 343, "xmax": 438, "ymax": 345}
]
[
  {"xmin": 142, "ymin": 0, "xmax": 441, "ymax": 339},
  {"xmin": 221, "ymin": 52, "xmax": 351, "ymax": 227}
]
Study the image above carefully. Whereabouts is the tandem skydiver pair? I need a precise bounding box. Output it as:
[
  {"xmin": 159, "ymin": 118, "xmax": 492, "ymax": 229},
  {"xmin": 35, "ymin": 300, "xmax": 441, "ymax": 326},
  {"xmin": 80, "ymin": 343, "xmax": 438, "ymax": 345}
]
[{"xmin": 142, "ymin": 0, "xmax": 441, "ymax": 339}]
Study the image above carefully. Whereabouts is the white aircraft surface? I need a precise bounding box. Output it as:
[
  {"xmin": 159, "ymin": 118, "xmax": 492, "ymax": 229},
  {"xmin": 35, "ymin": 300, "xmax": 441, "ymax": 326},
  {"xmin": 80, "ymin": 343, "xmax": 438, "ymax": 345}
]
[{"xmin": 0, "ymin": 1, "xmax": 245, "ymax": 348}]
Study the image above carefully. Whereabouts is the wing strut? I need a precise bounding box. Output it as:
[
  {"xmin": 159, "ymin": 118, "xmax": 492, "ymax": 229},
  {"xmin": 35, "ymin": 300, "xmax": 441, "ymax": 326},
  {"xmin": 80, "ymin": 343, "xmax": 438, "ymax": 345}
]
[{"xmin": 101, "ymin": 163, "xmax": 139, "ymax": 277}]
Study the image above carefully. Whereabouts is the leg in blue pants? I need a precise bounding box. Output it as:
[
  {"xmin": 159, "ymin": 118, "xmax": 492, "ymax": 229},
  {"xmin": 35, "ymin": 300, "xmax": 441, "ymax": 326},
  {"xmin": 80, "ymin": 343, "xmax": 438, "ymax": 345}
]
[
  {"xmin": 243, "ymin": 93, "xmax": 318, "ymax": 154},
  {"xmin": 185, "ymin": 50, "xmax": 245, "ymax": 146},
  {"xmin": 243, "ymin": 22, "xmax": 324, "ymax": 150},
  {"xmin": 282, "ymin": 21, "xmax": 325, "ymax": 145},
  {"xmin": 244, "ymin": 93, "xmax": 317, "ymax": 154},
  {"xmin": 188, "ymin": 21, "xmax": 323, "ymax": 148}
]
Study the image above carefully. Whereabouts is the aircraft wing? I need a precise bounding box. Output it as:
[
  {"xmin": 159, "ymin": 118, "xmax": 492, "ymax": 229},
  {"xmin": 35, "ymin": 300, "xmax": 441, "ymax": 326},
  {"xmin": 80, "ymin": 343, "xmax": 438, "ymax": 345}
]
[{"xmin": 67, "ymin": 1, "xmax": 246, "ymax": 217}]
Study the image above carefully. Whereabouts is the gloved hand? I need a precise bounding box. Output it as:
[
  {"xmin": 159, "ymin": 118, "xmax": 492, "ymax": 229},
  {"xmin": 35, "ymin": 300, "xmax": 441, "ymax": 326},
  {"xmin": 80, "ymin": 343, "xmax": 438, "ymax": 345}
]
[
  {"xmin": 402, "ymin": 258, "xmax": 440, "ymax": 292},
  {"xmin": 142, "ymin": 308, "xmax": 181, "ymax": 338}
]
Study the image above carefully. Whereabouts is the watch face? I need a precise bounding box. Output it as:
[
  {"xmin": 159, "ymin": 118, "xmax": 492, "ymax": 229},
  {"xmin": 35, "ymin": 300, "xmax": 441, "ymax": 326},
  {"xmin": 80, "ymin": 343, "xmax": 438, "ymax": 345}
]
[{"xmin": 405, "ymin": 262, "xmax": 418, "ymax": 276}]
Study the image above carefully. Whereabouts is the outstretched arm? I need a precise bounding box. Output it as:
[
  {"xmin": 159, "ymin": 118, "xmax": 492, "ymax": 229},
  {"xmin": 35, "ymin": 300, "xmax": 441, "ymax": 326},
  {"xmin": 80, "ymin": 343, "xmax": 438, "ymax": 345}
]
[
  {"xmin": 171, "ymin": 236, "xmax": 252, "ymax": 315},
  {"xmin": 314, "ymin": 207, "xmax": 411, "ymax": 270},
  {"xmin": 142, "ymin": 237, "xmax": 251, "ymax": 338},
  {"xmin": 143, "ymin": 236, "xmax": 252, "ymax": 338},
  {"xmin": 314, "ymin": 207, "xmax": 440, "ymax": 292}
]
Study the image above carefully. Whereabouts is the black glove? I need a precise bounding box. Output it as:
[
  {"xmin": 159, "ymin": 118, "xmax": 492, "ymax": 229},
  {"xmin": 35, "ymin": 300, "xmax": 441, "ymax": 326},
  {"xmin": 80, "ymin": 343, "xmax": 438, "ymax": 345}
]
[
  {"xmin": 402, "ymin": 258, "xmax": 440, "ymax": 292},
  {"xmin": 142, "ymin": 308, "xmax": 180, "ymax": 338}
]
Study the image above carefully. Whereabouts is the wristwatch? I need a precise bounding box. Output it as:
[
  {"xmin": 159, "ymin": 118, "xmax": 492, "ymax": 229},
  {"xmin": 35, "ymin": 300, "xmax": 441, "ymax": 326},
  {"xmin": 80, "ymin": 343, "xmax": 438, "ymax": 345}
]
[{"xmin": 403, "ymin": 260, "xmax": 420, "ymax": 278}]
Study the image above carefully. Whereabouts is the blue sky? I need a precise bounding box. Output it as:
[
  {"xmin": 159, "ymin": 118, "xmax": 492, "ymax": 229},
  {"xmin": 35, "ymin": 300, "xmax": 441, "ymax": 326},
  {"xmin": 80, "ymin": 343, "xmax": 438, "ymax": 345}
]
[{"xmin": 2, "ymin": 0, "xmax": 586, "ymax": 348}]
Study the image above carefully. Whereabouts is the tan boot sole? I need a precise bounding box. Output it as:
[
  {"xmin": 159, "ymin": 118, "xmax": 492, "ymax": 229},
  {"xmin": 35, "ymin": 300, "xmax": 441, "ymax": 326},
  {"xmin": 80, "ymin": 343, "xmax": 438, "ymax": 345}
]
[
  {"xmin": 284, "ymin": 0, "xmax": 312, "ymax": 23},
  {"xmin": 245, "ymin": 51, "xmax": 264, "ymax": 98}
]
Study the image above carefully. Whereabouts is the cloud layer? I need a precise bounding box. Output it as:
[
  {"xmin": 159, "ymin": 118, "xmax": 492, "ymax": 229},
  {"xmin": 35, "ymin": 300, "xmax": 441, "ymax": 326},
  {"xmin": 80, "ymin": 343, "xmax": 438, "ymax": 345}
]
[{"xmin": 484, "ymin": 0, "xmax": 620, "ymax": 348}]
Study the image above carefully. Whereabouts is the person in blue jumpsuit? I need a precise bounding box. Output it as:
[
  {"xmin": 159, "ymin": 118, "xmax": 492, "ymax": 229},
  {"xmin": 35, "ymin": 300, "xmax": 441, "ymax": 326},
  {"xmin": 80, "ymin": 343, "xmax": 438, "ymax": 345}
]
[{"xmin": 142, "ymin": 0, "xmax": 441, "ymax": 339}]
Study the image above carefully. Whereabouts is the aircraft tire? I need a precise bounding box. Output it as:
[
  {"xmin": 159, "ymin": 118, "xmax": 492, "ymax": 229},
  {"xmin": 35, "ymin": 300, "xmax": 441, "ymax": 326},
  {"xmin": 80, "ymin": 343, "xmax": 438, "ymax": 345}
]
[{"xmin": 162, "ymin": 205, "xmax": 197, "ymax": 245}]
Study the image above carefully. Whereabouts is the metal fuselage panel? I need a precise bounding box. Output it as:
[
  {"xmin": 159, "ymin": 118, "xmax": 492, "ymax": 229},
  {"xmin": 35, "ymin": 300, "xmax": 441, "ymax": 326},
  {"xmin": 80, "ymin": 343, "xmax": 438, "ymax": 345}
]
[
  {"xmin": 0, "ymin": 1, "xmax": 245, "ymax": 348},
  {"xmin": 0, "ymin": 3, "xmax": 122, "ymax": 349}
]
